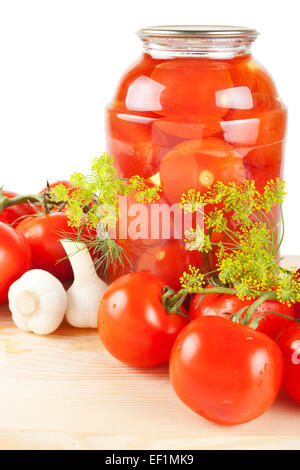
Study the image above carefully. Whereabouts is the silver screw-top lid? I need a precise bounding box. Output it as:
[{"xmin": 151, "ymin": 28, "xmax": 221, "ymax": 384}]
[{"xmin": 137, "ymin": 25, "xmax": 259, "ymax": 40}]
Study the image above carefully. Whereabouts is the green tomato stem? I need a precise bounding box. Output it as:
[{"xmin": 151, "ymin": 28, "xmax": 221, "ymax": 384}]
[
  {"xmin": 0, "ymin": 192, "xmax": 41, "ymax": 212},
  {"xmin": 0, "ymin": 188, "xmax": 59, "ymax": 216}
]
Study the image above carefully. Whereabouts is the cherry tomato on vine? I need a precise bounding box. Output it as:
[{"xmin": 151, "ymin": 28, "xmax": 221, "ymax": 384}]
[
  {"xmin": 159, "ymin": 138, "xmax": 245, "ymax": 204},
  {"xmin": 170, "ymin": 316, "xmax": 284, "ymax": 425},
  {"xmin": 0, "ymin": 191, "xmax": 36, "ymax": 227},
  {"xmin": 0, "ymin": 222, "xmax": 31, "ymax": 303},
  {"xmin": 98, "ymin": 272, "xmax": 188, "ymax": 368},
  {"xmin": 17, "ymin": 212, "xmax": 74, "ymax": 282},
  {"xmin": 278, "ymin": 324, "xmax": 300, "ymax": 405},
  {"xmin": 189, "ymin": 291, "xmax": 294, "ymax": 341}
]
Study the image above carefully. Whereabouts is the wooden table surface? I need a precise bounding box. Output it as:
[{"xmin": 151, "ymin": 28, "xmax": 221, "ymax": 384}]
[{"xmin": 0, "ymin": 256, "xmax": 300, "ymax": 450}]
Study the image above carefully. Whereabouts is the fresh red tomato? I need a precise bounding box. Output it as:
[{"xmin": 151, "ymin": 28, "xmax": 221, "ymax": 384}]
[
  {"xmin": 150, "ymin": 58, "xmax": 233, "ymax": 119},
  {"xmin": 170, "ymin": 316, "xmax": 284, "ymax": 425},
  {"xmin": 136, "ymin": 239, "xmax": 203, "ymax": 292},
  {"xmin": 17, "ymin": 212, "xmax": 74, "ymax": 282},
  {"xmin": 0, "ymin": 222, "xmax": 31, "ymax": 303},
  {"xmin": 160, "ymin": 137, "xmax": 245, "ymax": 204},
  {"xmin": 98, "ymin": 272, "xmax": 188, "ymax": 367},
  {"xmin": 190, "ymin": 291, "xmax": 294, "ymax": 341},
  {"xmin": 278, "ymin": 324, "xmax": 300, "ymax": 405},
  {"xmin": 0, "ymin": 191, "xmax": 36, "ymax": 227}
]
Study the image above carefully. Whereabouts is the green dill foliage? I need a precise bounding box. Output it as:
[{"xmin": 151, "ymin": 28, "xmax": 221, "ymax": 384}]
[
  {"xmin": 51, "ymin": 153, "xmax": 161, "ymax": 230},
  {"xmin": 180, "ymin": 179, "xmax": 300, "ymax": 305}
]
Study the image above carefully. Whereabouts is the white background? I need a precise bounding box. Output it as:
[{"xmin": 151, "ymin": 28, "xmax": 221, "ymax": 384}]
[{"xmin": 0, "ymin": 0, "xmax": 299, "ymax": 254}]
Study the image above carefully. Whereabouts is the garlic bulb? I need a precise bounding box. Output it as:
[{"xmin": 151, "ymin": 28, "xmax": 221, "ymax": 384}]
[
  {"xmin": 60, "ymin": 239, "xmax": 108, "ymax": 328},
  {"xmin": 8, "ymin": 269, "xmax": 67, "ymax": 335}
]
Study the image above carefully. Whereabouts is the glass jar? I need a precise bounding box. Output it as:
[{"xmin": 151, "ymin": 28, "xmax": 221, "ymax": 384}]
[{"xmin": 106, "ymin": 26, "xmax": 287, "ymax": 289}]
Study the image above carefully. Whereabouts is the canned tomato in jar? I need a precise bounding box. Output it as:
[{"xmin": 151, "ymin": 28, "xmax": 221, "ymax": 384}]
[{"xmin": 106, "ymin": 26, "xmax": 287, "ymax": 287}]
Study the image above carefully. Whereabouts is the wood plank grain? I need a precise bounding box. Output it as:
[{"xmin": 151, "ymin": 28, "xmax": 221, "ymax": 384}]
[{"xmin": 0, "ymin": 256, "xmax": 299, "ymax": 450}]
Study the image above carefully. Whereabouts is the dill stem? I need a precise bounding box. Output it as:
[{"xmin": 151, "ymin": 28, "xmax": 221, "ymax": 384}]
[
  {"xmin": 243, "ymin": 291, "xmax": 274, "ymax": 325},
  {"xmin": 264, "ymin": 256, "xmax": 285, "ymax": 270},
  {"xmin": 270, "ymin": 209, "xmax": 279, "ymax": 250},
  {"xmin": 275, "ymin": 203, "xmax": 285, "ymax": 256},
  {"xmin": 258, "ymin": 209, "xmax": 275, "ymax": 254},
  {"xmin": 222, "ymin": 229, "xmax": 241, "ymax": 248}
]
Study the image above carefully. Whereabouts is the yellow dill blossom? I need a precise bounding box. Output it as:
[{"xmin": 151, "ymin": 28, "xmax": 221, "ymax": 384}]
[
  {"xmin": 130, "ymin": 176, "xmax": 162, "ymax": 203},
  {"xmin": 235, "ymin": 278, "xmax": 258, "ymax": 300},
  {"xmin": 276, "ymin": 270, "xmax": 300, "ymax": 305},
  {"xmin": 205, "ymin": 208, "xmax": 228, "ymax": 233},
  {"xmin": 260, "ymin": 178, "xmax": 286, "ymax": 212},
  {"xmin": 180, "ymin": 189, "xmax": 205, "ymax": 213},
  {"xmin": 180, "ymin": 266, "xmax": 205, "ymax": 293},
  {"xmin": 184, "ymin": 225, "xmax": 212, "ymax": 253}
]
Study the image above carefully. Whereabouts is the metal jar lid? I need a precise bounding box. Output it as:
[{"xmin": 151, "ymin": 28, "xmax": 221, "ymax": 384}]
[{"xmin": 137, "ymin": 25, "xmax": 259, "ymax": 40}]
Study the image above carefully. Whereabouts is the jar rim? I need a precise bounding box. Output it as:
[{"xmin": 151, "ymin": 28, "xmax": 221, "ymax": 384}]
[{"xmin": 137, "ymin": 25, "xmax": 259, "ymax": 40}]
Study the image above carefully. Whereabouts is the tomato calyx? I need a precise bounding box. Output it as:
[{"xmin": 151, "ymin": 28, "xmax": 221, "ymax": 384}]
[{"xmin": 161, "ymin": 286, "xmax": 189, "ymax": 317}]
